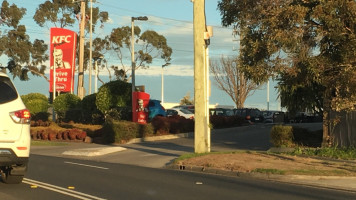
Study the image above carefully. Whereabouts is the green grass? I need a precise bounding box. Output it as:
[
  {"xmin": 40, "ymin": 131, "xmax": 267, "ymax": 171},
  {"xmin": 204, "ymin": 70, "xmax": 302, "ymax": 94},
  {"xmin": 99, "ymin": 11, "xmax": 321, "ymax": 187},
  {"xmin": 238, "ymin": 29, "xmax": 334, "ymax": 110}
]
[
  {"xmin": 290, "ymin": 169, "xmax": 349, "ymax": 176},
  {"xmin": 174, "ymin": 151, "xmax": 247, "ymax": 163},
  {"xmin": 290, "ymin": 146, "xmax": 356, "ymax": 160},
  {"xmin": 252, "ymin": 168, "xmax": 285, "ymax": 175},
  {"xmin": 31, "ymin": 140, "xmax": 69, "ymax": 146}
]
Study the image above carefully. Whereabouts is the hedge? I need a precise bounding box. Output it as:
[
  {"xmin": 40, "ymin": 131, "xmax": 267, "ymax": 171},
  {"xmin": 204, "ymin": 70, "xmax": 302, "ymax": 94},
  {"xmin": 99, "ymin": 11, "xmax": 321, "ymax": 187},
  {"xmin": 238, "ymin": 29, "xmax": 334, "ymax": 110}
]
[{"xmin": 102, "ymin": 120, "xmax": 154, "ymax": 144}]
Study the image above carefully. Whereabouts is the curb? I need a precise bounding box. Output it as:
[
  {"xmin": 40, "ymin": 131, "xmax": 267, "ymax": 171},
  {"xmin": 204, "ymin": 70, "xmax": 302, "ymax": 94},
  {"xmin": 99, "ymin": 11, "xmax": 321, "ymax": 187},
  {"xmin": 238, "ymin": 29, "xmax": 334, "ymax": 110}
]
[
  {"xmin": 62, "ymin": 146, "xmax": 127, "ymax": 157},
  {"xmin": 126, "ymin": 132, "xmax": 194, "ymax": 144},
  {"xmin": 167, "ymin": 164, "xmax": 356, "ymax": 193}
]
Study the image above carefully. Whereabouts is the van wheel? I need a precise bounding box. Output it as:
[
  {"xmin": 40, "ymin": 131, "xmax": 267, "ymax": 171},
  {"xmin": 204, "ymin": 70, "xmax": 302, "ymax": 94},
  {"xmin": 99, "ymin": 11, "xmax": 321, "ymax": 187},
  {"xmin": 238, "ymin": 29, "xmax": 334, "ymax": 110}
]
[{"xmin": 1, "ymin": 170, "xmax": 24, "ymax": 184}]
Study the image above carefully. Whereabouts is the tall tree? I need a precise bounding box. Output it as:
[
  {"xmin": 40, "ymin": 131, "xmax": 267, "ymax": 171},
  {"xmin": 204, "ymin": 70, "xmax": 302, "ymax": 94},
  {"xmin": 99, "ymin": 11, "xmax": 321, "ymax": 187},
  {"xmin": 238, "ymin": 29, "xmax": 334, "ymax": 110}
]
[
  {"xmin": 106, "ymin": 26, "xmax": 172, "ymax": 82},
  {"xmin": 210, "ymin": 56, "xmax": 260, "ymax": 108},
  {"xmin": 0, "ymin": 0, "xmax": 48, "ymax": 80},
  {"xmin": 33, "ymin": 0, "xmax": 109, "ymax": 74},
  {"xmin": 218, "ymin": 0, "xmax": 356, "ymax": 146}
]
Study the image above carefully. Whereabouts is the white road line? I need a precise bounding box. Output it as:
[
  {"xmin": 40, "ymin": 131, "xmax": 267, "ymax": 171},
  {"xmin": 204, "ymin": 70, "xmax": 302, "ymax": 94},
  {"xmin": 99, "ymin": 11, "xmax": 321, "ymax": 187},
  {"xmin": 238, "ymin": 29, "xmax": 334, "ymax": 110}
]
[
  {"xmin": 64, "ymin": 161, "xmax": 109, "ymax": 170},
  {"xmin": 23, "ymin": 178, "xmax": 106, "ymax": 200}
]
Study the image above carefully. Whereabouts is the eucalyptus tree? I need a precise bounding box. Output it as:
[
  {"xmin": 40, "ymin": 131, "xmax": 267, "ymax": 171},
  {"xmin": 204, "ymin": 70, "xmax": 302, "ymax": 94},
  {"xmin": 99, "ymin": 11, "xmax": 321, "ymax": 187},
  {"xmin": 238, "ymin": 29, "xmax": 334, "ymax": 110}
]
[
  {"xmin": 106, "ymin": 26, "xmax": 173, "ymax": 82},
  {"xmin": 33, "ymin": 0, "xmax": 109, "ymax": 73},
  {"xmin": 218, "ymin": 0, "xmax": 356, "ymax": 145},
  {"xmin": 0, "ymin": 1, "xmax": 48, "ymax": 80}
]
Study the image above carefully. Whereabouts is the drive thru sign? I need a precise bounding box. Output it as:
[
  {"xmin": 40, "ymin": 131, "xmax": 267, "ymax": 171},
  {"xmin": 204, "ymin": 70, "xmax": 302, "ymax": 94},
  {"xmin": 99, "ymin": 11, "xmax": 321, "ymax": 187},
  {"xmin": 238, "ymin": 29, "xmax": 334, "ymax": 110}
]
[{"xmin": 49, "ymin": 27, "xmax": 77, "ymax": 93}]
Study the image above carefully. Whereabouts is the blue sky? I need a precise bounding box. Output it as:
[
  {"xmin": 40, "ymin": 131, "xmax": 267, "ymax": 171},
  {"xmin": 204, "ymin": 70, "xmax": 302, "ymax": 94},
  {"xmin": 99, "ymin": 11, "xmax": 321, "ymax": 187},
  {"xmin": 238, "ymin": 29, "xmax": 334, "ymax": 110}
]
[{"xmin": 3, "ymin": 0, "xmax": 280, "ymax": 110}]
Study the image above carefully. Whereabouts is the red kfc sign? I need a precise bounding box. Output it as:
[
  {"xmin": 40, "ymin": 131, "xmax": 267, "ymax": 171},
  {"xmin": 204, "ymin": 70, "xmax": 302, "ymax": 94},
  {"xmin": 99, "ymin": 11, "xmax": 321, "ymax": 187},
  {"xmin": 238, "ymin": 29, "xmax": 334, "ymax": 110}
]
[{"xmin": 49, "ymin": 28, "xmax": 77, "ymax": 93}]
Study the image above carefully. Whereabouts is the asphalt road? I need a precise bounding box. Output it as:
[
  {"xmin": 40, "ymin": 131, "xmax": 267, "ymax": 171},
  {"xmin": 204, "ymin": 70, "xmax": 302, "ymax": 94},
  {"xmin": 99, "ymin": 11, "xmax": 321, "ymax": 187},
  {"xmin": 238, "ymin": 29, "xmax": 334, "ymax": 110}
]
[
  {"xmin": 4, "ymin": 122, "xmax": 350, "ymax": 200},
  {"xmin": 1, "ymin": 154, "xmax": 355, "ymax": 200}
]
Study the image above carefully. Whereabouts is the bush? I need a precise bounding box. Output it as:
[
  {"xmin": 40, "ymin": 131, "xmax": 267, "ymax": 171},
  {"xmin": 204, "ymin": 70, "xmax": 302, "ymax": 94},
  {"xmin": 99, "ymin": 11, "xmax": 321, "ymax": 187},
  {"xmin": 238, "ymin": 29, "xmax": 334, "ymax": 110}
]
[
  {"xmin": 53, "ymin": 93, "xmax": 81, "ymax": 122},
  {"xmin": 81, "ymin": 94, "xmax": 104, "ymax": 124},
  {"xmin": 101, "ymin": 120, "xmax": 154, "ymax": 144},
  {"xmin": 151, "ymin": 115, "xmax": 194, "ymax": 134},
  {"xmin": 210, "ymin": 115, "xmax": 245, "ymax": 129},
  {"xmin": 21, "ymin": 93, "xmax": 48, "ymax": 103},
  {"xmin": 96, "ymin": 80, "xmax": 132, "ymax": 116},
  {"xmin": 21, "ymin": 93, "xmax": 50, "ymax": 121},
  {"xmin": 270, "ymin": 125, "xmax": 294, "ymax": 147}
]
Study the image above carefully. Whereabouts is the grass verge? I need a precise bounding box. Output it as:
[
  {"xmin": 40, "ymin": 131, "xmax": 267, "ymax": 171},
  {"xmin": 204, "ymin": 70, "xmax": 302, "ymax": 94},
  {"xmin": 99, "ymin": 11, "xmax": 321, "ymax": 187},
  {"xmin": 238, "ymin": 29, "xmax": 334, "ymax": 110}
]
[{"xmin": 290, "ymin": 146, "xmax": 356, "ymax": 160}]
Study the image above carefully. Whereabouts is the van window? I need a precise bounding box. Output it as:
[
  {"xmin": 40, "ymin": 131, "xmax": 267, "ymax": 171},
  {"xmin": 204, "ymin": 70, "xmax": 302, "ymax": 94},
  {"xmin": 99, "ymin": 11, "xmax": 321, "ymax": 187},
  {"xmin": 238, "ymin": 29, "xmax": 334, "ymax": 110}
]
[{"xmin": 0, "ymin": 77, "xmax": 18, "ymax": 104}]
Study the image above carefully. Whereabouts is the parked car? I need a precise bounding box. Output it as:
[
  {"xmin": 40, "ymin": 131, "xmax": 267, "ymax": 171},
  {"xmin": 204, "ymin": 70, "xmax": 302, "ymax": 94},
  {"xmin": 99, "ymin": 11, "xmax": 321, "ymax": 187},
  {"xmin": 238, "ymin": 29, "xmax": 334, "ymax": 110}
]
[
  {"xmin": 172, "ymin": 105, "xmax": 195, "ymax": 113},
  {"xmin": 209, "ymin": 108, "xmax": 235, "ymax": 116},
  {"xmin": 0, "ymin": 72, "xmax": 31, "ymax": 184},
  {"xmin": 166, "ymin": 108, "xmax": 194, "ymax": 119},
  {"xmin": 148, "ymin": 99, "xmax": 166, "ymax": 120},
  {"xmin": 262, "ymin": 110, "xmax": 285, "ymax": 123},
  {"xmin": 234, "ymin": 108, "xmax": 264, "ymax": 123}
]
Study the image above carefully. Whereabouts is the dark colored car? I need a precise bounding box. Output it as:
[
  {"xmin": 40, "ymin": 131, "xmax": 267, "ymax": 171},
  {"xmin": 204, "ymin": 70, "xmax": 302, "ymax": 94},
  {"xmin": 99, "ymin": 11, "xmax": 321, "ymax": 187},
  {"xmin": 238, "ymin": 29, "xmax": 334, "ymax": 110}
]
[
  {"xmin": 209, "ymin": 108, "xmax": 235, "ymax": 116},
  {"xmin": 148, "ymin": 99, "xmax": 166, "ymax": 120},
  {"xmin": 262, "ymin": 110, "xmax": 285, "ymax": 123},
  {"xmin": 234, "ymin": 108, "xmax": 264, "ymax": 123},
  {"xmin": 173, "ymin": 105, "xmax": 195, "ymax": 113}
]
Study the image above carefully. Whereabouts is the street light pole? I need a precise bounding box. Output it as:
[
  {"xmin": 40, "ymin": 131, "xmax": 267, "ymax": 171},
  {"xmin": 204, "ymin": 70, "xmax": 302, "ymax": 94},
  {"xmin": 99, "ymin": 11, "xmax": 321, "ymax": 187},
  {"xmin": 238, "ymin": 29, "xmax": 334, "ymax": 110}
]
[
  {"xmin": 131, "ymin": 16, "xmax": 148, "ymax": 94},
  {"xmin": 161, "ymin": 63, "xmax": 170, "ymax": 104},
  {"xmin": 93, "ymin": 56, "xmax": 103, "ymax": 93},
  {"xmin": 131, "ymin": 16, "xmax": 148, "ymax": 122}
]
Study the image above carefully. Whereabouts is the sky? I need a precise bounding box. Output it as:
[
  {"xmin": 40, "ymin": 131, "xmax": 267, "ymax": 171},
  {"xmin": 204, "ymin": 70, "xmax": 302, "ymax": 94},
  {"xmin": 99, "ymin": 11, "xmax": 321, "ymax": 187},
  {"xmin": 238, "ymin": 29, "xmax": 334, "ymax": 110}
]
[{"xmin": 3, "ymin": 0, "xmax": 281, "ymax": 110}]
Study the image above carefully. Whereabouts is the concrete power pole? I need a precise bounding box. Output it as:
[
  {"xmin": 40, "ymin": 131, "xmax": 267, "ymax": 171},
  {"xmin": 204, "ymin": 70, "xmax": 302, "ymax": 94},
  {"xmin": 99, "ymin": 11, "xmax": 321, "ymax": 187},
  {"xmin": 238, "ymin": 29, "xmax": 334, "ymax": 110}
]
[
  {"xmin": 77, "ymin": 0, "xmax": 86, "ymax": 99},
  {"xmin": 193, "ymin": 0, "xmax": 210, "ymax": 153}
]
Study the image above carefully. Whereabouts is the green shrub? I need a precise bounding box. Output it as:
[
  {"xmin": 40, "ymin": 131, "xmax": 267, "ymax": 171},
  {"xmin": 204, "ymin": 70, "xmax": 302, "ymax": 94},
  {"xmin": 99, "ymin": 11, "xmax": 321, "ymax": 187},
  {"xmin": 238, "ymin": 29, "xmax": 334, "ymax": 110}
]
[
  {"xmin": 102, "ymin": 120, "xmax": 154, "ymax": 144},
  {"xmin": 270, "ymin": 125, "xmax": 294, "ymax": 147},
  {"xmin": 81, "ymin": 94, "xmax": 104, "ymax": 124},
  {"xmin": 53, "ymin": 93, "xmax": 81, "ymax": 122},
  {"xmin": 21, "ymin": 93, "xmax": 48, "ymax": 104},
  {"xmin": 96, "ymin": 80, "xmax": 132, "ymax": 115},
  {"xmin": 21, "ymin": 93, "xmax": 50, "ymax": 121}
]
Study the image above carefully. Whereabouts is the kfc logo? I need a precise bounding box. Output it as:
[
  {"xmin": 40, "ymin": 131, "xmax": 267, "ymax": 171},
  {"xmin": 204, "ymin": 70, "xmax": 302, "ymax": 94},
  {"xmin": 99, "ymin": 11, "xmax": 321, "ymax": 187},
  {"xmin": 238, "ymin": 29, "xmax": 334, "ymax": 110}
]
[{"xmin": 52, "ymin": 35, "xmax": 72, "ymax": 44}]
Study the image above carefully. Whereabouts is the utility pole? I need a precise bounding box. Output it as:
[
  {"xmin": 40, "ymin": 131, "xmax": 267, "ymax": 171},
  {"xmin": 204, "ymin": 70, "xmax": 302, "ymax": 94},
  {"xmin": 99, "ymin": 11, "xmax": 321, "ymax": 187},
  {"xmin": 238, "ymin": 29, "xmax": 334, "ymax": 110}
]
[
  {"xmin": 77, "ymin": 0, "xmax": 86, "ymax": 99},
  {"xmin": 89, "ymin": 0, "xmax": 93, "ymax": 95},
  {"xmin": 193, "ymin": 0, "xmax": 210, "ymax": 153}
]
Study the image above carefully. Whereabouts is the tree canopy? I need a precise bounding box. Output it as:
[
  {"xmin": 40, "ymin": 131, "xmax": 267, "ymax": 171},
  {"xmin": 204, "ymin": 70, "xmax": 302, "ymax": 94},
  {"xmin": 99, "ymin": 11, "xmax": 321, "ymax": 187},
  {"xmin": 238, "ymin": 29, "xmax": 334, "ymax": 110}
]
[
  {"xmin": 106, "ymin": 26, "xmax": 172, "ymax": 82},
  {"xmin": 210, "ymin": 56, "xmax": 260, "ymax": 108},
  {"xmin": 0, "ymin": 1, "xmax": 48, "ymax": 81},
  {"xmin": 218, "ymin": 0, "xmax": 356, "ymax": 113}
]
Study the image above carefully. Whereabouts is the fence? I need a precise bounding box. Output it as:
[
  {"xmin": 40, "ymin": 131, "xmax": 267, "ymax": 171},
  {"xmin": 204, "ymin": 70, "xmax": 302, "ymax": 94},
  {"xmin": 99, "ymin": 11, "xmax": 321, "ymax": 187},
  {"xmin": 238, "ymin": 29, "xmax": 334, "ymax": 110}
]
[{"xmin": 329, "ymin": 111, "xmax": 356, "ymax": 147}]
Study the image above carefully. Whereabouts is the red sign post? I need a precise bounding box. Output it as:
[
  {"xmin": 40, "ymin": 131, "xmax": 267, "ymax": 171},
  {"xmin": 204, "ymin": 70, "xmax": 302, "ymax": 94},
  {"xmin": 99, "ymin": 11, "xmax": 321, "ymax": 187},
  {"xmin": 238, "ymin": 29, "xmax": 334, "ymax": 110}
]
[{"xmin": 49, "ymin": 28, "xmax": 77, "ymax": 94}]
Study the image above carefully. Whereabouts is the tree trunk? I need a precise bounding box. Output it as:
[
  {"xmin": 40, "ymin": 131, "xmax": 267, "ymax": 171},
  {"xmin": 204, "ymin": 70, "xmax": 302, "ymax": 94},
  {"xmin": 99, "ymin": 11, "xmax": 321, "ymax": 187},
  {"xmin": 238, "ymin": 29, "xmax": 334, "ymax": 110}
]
[{"xmin": 322, "ymin": 91, "xmax": 331, "ymax": 147}]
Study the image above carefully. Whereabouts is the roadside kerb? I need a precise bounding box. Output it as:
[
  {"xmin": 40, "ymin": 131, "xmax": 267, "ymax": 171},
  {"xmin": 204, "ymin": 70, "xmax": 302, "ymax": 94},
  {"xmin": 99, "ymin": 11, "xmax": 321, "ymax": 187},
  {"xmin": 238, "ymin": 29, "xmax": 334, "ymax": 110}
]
[
  {"xmin": 126, "ymin": 132, "xmax": 194, "ymax": 144},
  {"xmin": 62, "ymin": 146, "xmax": 126, "ymax": 157},
  {"xmin": 167, "ymin": 164, "xmax": 356, "ymax": 193}
]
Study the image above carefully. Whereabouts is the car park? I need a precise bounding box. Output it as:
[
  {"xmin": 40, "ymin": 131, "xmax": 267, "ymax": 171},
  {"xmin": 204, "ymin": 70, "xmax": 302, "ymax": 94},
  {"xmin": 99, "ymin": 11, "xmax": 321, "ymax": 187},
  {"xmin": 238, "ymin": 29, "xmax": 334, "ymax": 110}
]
[
  {"xmin": 166, "ymin": 108, "xmax": 194, "ymax": 119},
  {"xmin": 0, "ymin": 72, "xmax": 31, "ymax": 184},
  {"xmin": 148, "ymin": 99, "xmax": 166, "ymax": 120},
  {"xmin": 234, "ymin": 108, "xmax": 264, "ymax": 123}
]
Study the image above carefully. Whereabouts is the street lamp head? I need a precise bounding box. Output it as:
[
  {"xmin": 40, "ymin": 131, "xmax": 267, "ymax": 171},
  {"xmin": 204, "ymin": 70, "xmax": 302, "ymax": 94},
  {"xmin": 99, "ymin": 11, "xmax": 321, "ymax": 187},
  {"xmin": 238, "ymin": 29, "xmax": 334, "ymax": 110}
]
[{"xmin": 132, "ymin": 16, "xmax": 148, "ymax": 21}]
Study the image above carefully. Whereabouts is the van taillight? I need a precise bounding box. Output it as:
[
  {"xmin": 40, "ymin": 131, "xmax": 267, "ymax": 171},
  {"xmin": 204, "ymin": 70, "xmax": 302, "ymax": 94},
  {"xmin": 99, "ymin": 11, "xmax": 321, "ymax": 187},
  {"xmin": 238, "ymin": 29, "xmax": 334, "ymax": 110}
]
[{"xmin": 10, "ymin": 109, "xmax": 31, "ymax": 124}]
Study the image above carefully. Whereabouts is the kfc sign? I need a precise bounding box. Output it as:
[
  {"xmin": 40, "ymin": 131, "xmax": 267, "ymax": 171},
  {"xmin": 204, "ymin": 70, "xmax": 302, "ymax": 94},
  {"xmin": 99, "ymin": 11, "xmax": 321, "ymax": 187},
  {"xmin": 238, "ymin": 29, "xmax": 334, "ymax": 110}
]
[{"xmin": 49, "ymin": 28, "xmax": 77, "ymax": 93}]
